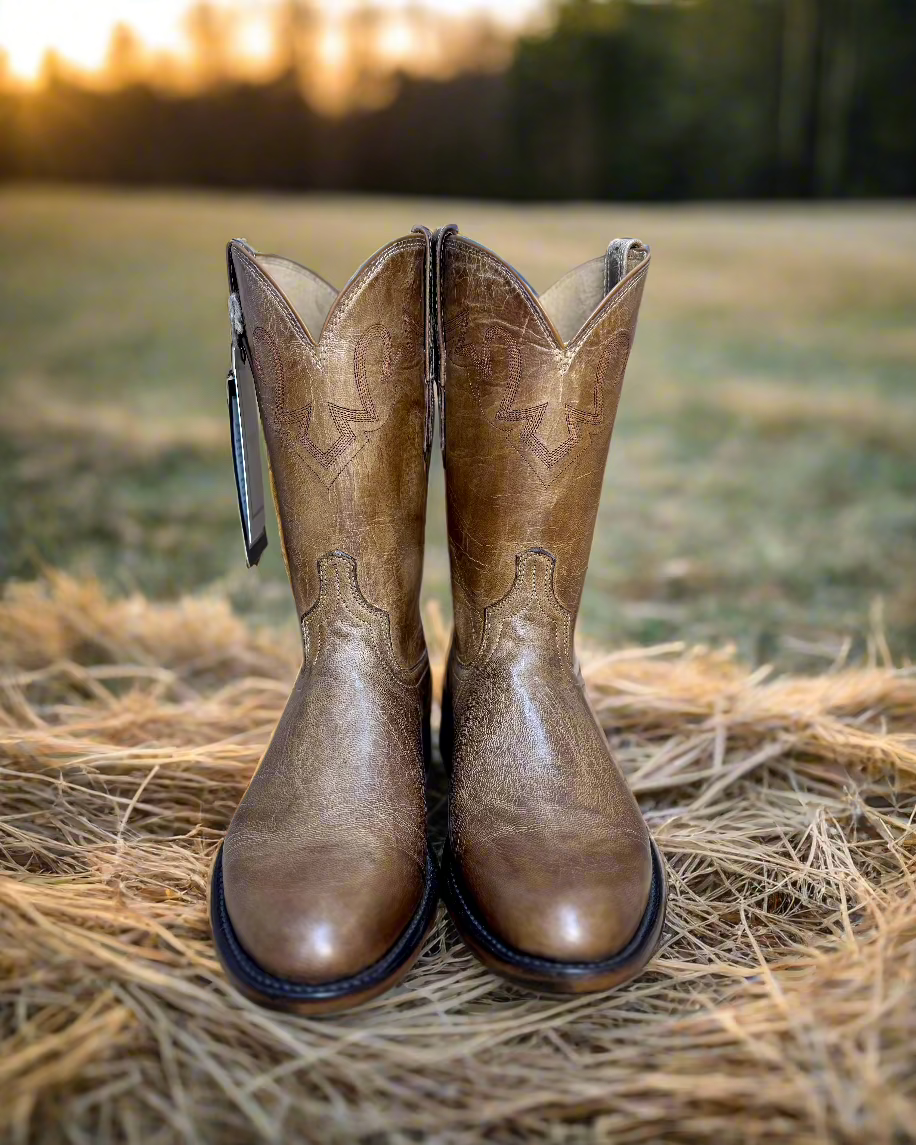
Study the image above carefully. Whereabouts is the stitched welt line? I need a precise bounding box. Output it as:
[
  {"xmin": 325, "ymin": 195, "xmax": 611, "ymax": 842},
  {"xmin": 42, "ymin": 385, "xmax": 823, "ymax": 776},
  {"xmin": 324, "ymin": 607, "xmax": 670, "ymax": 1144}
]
[
  {"xmin": 302, "ymin": 554, "xmax": 428, "ymax": 688},
  {"xmin": 460, "ymin": 551, "xmax": 573, "ymax": 674}
]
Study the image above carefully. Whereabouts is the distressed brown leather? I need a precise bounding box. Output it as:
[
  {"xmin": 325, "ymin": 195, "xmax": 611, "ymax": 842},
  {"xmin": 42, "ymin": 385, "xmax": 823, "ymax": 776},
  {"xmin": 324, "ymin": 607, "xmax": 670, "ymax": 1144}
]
[
  {"xmin": 440, "ymin": 231, "xmax": 654, "ymax": 964},
  {"xmin": 221, "ymin": 233, "xmax": 432, "ymax": 984}
]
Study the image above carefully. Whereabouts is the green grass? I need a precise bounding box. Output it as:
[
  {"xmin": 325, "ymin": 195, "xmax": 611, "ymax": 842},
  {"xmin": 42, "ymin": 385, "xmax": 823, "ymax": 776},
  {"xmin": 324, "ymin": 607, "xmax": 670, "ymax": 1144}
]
[{"xmin": 2, "ymin": 186, "xmax": 915, "ymax": 667}]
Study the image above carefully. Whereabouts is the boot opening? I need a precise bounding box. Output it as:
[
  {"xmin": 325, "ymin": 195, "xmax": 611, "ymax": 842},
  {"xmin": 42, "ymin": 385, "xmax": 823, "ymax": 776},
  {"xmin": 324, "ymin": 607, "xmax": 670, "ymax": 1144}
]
[
  {"xmin": 539, "ymin": 238, "xmax": 648, "ymax": 344},
  {"xmin": 255, "ymin": 254, "xmax": 339, "ymax": 343}
]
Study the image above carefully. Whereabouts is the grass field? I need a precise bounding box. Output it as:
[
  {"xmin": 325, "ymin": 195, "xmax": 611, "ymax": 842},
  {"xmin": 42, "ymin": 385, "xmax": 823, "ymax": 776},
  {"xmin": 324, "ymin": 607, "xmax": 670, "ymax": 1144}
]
[{"xmin": 1, "ymin": 187, "xmax": 915, "ymax": 666}]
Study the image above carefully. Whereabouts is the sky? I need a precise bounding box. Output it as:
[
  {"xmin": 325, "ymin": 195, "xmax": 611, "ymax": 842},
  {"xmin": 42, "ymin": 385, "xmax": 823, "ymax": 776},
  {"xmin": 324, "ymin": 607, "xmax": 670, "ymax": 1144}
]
[{"xmin": 0, "ymin": 0, "xmax": 543, "ymax": 85}]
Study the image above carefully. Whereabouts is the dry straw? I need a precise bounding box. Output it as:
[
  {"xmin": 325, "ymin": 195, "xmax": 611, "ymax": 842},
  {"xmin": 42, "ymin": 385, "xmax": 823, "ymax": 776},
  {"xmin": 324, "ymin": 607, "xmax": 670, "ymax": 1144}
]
[{"xmin": 0, "ymin": 573, "xmax": 914, "ymax": 1144}]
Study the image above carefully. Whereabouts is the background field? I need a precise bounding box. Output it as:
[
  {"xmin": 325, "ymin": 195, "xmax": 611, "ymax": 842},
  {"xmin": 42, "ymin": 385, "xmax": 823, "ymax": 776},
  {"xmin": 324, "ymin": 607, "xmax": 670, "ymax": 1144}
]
[
  {"xmin": 1, "ymin": 187, "xmax": 914, "ymax": 667},
  {"xmin": 1, "ymin": 188, "xmax": 915, "ymax": 1142}
]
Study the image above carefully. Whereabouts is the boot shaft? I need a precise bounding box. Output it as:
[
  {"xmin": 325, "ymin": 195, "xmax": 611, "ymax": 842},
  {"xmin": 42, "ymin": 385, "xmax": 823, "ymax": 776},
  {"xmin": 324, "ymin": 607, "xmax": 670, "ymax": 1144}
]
[
  {"xmin": 438, "ymin": 230, "xmax": 649, "ymax": 660},
  {"xmin": 228, "ymin": 232, "xmax": 433, "ymax": 667},
  {"xmin": 225, "ymin": 227, "xmax": 648, "ymax": 668}
]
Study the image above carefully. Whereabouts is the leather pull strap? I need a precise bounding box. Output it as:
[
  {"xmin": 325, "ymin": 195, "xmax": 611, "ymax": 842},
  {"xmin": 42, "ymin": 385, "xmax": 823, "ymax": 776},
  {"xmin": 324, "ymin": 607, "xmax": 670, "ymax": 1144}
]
[
  {"xmin": 226, "ymin": 240, "xmax": 268, "ymax": 567},
  {"xmin": 604, "ymin": 238, "xmax": 649, "ymax": 295},
  {"xmin": 411, "ymin": 224, "xmax": 437, "ymax": 464},
  {"xmin": 434, "ymin": 223, "xmax": 459, "ymax": 462},
  {"xmin": 411, "ymin": 222, "xmax": 458, "ymax": 466}
]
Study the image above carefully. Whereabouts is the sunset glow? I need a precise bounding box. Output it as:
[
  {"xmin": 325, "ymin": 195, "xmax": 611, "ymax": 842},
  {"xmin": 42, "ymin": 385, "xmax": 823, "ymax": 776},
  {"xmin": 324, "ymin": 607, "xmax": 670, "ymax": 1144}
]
[
  {"xmin": 0, "ymin": 0, "xmax": 543, "ymax": 91},
  {"xmin": 0, "ymin": 0, "xmax": 193, "ymax": 83},
  {"xmin": 234, "ymin": 11, "xmax": 277, "ymax": 68},
  {"xmin": 318, "ymin": 22, "xmax": 349, "ymax": 72},
  {"xmin": 377, "ymin": 16, "xmax": 417, "ymax": 63}
]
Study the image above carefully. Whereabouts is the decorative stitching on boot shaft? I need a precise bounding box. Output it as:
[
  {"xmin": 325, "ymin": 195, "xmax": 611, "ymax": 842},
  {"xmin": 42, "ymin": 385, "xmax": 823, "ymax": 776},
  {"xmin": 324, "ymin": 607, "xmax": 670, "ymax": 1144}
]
[
  {"xmin": 452, "ymin": 320, "xmax": 631, "ymax": 475},
  {"xmin": 233, "ymin": 235, "xmax": 424, "ymax": 492},
  {"xmin": 251, "ymin": 322, "xmax": 391, "ymax": 474},
  {"xmin": 454, "ymin": 548, "xmax": 573, "ymax": 679},
  {"xmin": 302, "ymin": 551, "xmax": 429, "ymax": 686}
]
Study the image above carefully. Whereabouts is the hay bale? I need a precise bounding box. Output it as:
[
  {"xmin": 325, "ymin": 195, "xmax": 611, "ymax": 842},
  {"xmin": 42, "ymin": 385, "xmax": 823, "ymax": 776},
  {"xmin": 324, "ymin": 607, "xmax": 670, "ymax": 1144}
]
[{"xmin": 0, "ymin": 575, "xmax": 914, "ymax": 1143}]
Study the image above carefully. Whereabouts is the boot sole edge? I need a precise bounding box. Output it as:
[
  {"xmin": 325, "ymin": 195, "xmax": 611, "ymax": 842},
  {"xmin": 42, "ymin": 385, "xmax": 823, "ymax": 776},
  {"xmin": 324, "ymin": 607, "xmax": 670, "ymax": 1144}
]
[
  {"xmin": 209, "ymin": 846, "xmax": 439, "ymax": 1015},
  {"xmin": 442, "ymin": 837, "xmax": 667, "ymax": 995}
]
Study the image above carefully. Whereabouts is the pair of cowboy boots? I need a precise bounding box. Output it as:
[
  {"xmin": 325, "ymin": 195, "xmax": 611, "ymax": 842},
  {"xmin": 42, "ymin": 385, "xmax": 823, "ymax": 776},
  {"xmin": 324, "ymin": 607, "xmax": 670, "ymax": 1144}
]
[{"xmin": 209, "ymin": 226, "xmax": 667, "ymax": 1013}]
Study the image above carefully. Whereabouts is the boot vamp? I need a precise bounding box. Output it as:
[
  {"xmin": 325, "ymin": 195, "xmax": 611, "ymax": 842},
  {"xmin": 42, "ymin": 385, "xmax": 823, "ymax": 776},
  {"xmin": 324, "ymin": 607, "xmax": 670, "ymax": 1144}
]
[
  {"xmin": 223, "ymin": 657, "xmax": 428, "ymax": 984},
  {"xmin": 451, "ymin": 657, "xmax": 651, "ymax": 962}
]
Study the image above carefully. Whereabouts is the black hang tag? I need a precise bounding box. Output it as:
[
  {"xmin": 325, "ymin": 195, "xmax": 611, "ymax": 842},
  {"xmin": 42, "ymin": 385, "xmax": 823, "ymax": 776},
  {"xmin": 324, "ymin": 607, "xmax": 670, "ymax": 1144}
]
[{"xmin": 227, "ymin": 343, "xmax": 267, "ymax": 567}]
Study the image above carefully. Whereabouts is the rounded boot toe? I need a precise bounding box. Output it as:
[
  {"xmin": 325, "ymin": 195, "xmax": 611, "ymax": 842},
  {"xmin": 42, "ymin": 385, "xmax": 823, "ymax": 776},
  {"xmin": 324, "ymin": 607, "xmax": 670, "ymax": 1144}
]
[
  {"xmin": 222, "ymin": 851, "xmax": 425, "ymax": 985},
  {"xmin": 464, "ymin": 832, "xmax": 653, "ymax": 964}
]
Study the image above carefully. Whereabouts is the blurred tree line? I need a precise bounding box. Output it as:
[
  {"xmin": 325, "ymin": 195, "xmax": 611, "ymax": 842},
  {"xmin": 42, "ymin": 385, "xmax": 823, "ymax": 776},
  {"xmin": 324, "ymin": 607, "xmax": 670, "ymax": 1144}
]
[{"xmin": 1, "ymin": 0, "xmax": 913, "ymax": 199}]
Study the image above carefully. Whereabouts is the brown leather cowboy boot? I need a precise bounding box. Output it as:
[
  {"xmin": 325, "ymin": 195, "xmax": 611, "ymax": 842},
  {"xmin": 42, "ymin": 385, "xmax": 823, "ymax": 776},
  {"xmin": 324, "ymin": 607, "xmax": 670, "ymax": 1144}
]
[
  {"xmin": 437, "ymin": 227, "xmax": 666, "ymax": 993},
  {"xmin": 209, "ymin": 230, "xmax": 440, "ymax": 1012}
]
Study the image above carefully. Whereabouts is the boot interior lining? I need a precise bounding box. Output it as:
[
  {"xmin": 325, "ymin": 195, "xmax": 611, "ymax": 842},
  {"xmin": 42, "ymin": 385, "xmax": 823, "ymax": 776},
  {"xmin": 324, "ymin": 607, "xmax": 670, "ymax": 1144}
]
[
  {"xmin": 538, "ymin": 256, "xmax": 607, "ymax": 344},
  {"xmin": 256, "ymin": 254, "xmax": 339, "ymax": 343},
  {"xmin": 539, "ymin": 245, "xmax": 648, "ymax": 345}
]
